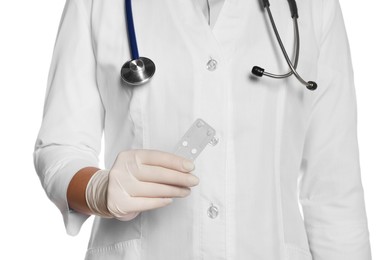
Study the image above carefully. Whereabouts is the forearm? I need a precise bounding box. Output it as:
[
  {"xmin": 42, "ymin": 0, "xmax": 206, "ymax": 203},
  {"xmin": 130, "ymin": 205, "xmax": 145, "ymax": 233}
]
[{"xmin": 67, "ymin": 167, "xmax": 100, "ymax": 215}]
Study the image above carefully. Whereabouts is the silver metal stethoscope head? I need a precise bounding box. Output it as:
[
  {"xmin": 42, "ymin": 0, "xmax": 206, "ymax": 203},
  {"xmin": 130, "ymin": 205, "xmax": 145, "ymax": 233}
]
[{"xmin": 121, "ymin": 57, "xmax": 156, "ymax": 86}]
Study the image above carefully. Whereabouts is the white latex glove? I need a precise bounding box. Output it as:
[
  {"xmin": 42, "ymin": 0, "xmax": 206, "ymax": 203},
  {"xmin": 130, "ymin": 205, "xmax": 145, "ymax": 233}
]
[{"xmin": 86, "ymin": 149, "xmax": 199, "ymax": 221}]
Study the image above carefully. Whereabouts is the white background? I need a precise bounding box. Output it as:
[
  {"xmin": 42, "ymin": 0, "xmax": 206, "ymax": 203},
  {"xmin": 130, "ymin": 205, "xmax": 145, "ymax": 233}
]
[{"xmin": 0, "ymin": 0, "xmax": 388, "ymax": 259}]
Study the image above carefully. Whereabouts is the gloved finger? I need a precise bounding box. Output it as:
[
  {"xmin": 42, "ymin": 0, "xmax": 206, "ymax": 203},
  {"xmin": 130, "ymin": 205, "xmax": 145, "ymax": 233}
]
[
  {"xmin": 135, "ymin": 149, "xmax": 195, "ymax": 172},
  {"xmin": 127, "ymin": 181, "xmax": 191, "ymax": 198},
  {"xmin": 115, "ymin": 212, "xmax": 140, "ymax": 222},
  {"xmin": 127, "ymin": 197, "xmax": 173, "ymax": 211},
  {"xmin": 134, "ymin": 164, "xmax": 199, "ymax": 187},
  {"xmin": 108, "ymin": 196, "xmax": 173, "ymax": 219}
]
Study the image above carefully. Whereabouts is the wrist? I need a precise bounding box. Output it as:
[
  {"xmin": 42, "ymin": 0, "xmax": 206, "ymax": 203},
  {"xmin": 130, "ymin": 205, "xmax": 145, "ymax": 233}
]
[
  {"xmin": 85, "ymin": 169, "xmax": 113, "ymax": 218},
  {"xmin": 67, "ymin": 167, "xmax": 100, "ymax": 215}
]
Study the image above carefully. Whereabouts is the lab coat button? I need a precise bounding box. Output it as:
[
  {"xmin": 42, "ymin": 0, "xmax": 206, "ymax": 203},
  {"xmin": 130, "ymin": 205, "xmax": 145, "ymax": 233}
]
[
  {"xmin": 206, "ymin": 59, "xmax": 218, "ymax": 71},
  {"xmin": 207, "ymin": 204, "xmax": 219, "ymax": 219}
]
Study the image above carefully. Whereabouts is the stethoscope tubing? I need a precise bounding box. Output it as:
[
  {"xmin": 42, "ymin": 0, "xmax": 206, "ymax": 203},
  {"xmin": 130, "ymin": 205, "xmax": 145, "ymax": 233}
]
[
  {"xmin": 264, "ymin": 6, "xmax": 309, "ymax": 87},
  {"xmin": 262, "ymin": 17, "xmax": 299, "ymax": 79},
  {"xmin": 125, "ymin": 0, "xmax": 139, "ymax": 60}
]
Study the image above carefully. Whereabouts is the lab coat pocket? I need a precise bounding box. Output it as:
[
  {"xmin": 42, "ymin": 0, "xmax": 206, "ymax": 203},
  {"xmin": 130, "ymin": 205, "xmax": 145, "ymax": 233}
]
[
  {"xmin": 286, "ymin": 244, "xmax": 313, "ymax": 260},
  {"xmin": 85, "ymin": 215, "xmax": 142, "ymax": 260},
  {"xmin": 85, "ymin": 239, "xmax": 141, "ymax": 260}
]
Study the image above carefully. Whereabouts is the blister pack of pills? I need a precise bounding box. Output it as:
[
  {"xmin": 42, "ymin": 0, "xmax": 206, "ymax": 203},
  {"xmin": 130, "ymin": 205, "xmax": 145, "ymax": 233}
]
[{"xmin": 173, "ymin": 118, "xmax": 216, "ymax": 161}]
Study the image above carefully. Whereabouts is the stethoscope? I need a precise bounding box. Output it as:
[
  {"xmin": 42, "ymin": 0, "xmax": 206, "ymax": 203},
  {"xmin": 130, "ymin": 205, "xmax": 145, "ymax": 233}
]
[
  {"xmin": 120, "ymin": 0, "xmax": 156, "ymax": 85},
  {"xmin": 121, "ymin": 0, "xmax": 317, "ymax": 91}
]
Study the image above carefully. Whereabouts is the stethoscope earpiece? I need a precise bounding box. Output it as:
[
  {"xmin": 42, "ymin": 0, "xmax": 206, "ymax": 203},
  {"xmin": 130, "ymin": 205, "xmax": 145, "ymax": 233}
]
[
  {"xmin": 306, "ymin": 81, "xmax": 317, "ymax": 91},
  {"xmin": 252, "ymin": 66, "xmax": 265, "ymax": 77}
]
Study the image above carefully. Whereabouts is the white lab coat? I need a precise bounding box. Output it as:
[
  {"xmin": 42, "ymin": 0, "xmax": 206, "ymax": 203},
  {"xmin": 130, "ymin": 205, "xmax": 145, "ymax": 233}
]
[{"xmin": 34, "ymin": 0, "xmax": 372, "ymax": 259}]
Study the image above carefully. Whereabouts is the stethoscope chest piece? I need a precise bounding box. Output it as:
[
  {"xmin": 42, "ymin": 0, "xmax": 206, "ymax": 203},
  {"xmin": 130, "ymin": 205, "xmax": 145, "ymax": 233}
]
[{"xmin": 121, "ymin": 57, "xmax": 156, "ymax": 86}]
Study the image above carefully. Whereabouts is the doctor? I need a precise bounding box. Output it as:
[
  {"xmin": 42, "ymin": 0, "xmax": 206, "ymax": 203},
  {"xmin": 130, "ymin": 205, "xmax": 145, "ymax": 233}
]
[{"xmin": 34, "ymin": 0, "xmax": 371, "ymax": 259}]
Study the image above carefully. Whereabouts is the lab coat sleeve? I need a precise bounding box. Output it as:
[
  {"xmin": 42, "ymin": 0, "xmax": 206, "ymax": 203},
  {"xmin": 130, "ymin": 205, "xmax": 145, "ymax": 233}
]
[
  {"xmin": 33, "ymin": 0, "xmax": 103, "ymax": 236},
  {"xmin": 298, "ymin": 0, "xmax": 371, "ymax": 259}
]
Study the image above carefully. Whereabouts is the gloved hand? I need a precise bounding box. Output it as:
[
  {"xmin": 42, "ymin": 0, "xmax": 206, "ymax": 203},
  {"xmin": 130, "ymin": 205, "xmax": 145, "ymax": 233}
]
[{"xmin": 85, "ymin": 149, "xmax": 199, "ymax": 221}]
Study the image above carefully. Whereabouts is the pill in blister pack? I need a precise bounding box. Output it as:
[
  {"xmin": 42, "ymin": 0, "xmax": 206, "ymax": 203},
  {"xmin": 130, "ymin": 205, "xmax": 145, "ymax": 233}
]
[{"xmin": 173, "ymin": 118, "xmax": 216, "ymax": 161}]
